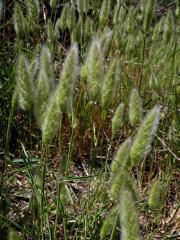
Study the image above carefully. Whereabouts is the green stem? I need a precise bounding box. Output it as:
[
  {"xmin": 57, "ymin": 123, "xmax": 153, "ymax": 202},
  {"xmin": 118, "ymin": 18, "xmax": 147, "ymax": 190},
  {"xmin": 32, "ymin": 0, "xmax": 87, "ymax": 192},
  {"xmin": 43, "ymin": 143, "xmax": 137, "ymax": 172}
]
[
  {"xmin": 54, "ymin": 116, "xmax": 63, "ymax": 239},
  {"xmin": 40, "ymin": 145, "xmax": 48, "ymax": 240}
]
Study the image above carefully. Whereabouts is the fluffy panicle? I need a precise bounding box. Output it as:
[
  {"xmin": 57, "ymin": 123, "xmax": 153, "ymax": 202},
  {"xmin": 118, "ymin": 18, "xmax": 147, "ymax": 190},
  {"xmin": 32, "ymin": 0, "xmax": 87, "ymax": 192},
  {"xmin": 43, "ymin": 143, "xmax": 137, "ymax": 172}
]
[
  {"xmin": 100, "ymin": 205, "xmax": 119, "ymax": 239},
  {"xmin": 120, "ymin": 190, "xmax": 141, "ymax": 240},
  {"xmin": 77, "ymin": 0, "xmax": 83, "ymax": 17},
  {"xmin": 70, "ymin": 29, "xmax": 77, "ymax": 44},
  {"xmin": 80, "ymin": 64, "xmax": 87, "ymax": 83},
  {"xmin": 41, "ymin": 95, "xmax": 61, "ymax": 145},
  {"xmin": 100, "ymin": 29, "xmax": 113, "ymax": 56},
  {"xmin": 118, "ymin": 6, "xmax": 126, "ymax": 25},
  {"xmin": 163, "ymin": 10, "xmax": 174, "ymax": 43},
  {"xmin": 56, "ymin": 43, "xmax": 79, "ymax": 113},
  {"xmin": 99, "ymin": 0, "xmax": 109, "ymax": 27},
  {"xmin": 76, "ymin": 17, "xmax": 82, "ymax": 44},
  {"xmin": 148, "ymin": 179, "xmax": 161, "ymax": 209},
  {"xmin": 111, "ymin": 138, "xmax": 132, "ymax": 175},
  {"xmin": 84, "ymin": 17, "xmax": 92, "ymax": 42},
  {"xmin": 86, "ymin": 39, "xmax": 103, "ymax": 101},
  {"xmin": 35, "ymin": 46, "xmax": 55, "ymax": 127},
  {"xmin": 16, "ymin": 55, "xmax": 34, "ymax": 111},
  {"xmin": 59, "ymin": 4, "xmax": 68, "ymax": 32},
  {"xmin": 29, "ymin": 57, "xmax": 39, "ymax": 81},
  {"xmin": 84, "ymin": 0, "xmax": 89, "ymax": 14},
  {"xmin": 152, "ymin": 17, "xmax": 164, "ymax": 41},
  {"xmin": 127, "ymin": 7, "xmax": 135, "ymax": 33},
  {"xmin": 113, "ymin": 1, "xmax": 120, "ymax": 24},
  {"xmin": 25, "ymin": 0, "xmax": 40, "ymax": 32},
  {"xmin": 111, "ymin": 170, "xmax": 137, "ymax": 201},
  {"xmin": 13, "ymin": 3, "xmax": 27, "ymax": 38},
  {"xmin": 47, "ymin": 19, "xmax": 57, "ymax": 53},
  {"xmin": 101, "ymin": 59, "xmax": 118, "ymax": 109},
  {"xmin": 130, "ymin": 106, "xmax": 160, "ymax": 166},
  {"xmin": 143, "ymin": 0, "xmax": 156, "ymax": 33},
  {"xmin": 68, "ymin": 3, "xmax": 75, "ymax": 32},
  {"xmin": 129, "ymin": 89, "xmax": 143, "ymax": 126},
  {"xmin": 112, "ymin": 103, "xmax": 125, "ymax": 137}
]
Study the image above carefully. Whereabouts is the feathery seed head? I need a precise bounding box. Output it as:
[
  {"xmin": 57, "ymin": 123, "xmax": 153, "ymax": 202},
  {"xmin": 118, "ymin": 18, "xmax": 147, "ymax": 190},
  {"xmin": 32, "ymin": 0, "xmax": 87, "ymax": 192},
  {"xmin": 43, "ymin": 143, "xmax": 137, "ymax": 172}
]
[
  {"xmin": 68, "ymin": 3, "xmax": 75, "ymax": 32},
  {"xmin": 25, "ymin": 0, "xmax": 40, "ymax": 32},
  {"xmin": 143, "ymin": 0, "xmax": 156, "ymax": 33},
  {"xmin": 100, "ymin": 29, "xmax": 113, "ymax": 56},
  {"xmin": 42, "ymin": 95, "xmax": 61, "ymax": 145},
  {"xmin": 100, "ymin": 205, "xmax": 119, "ymax": 239},
  {"xmin": 118, "ymin": 6, "xmax": 126, "ymax": 24},
  {"xmin": 80, "ymin": 64, "xmax": 87, "ymax": 83},
  {"xmin": 35, "ymin": 46, "xmax": 55, "ymax": 127},
  {"xmin": 84, "ymin": 0, "xmax": 89, "ymax": 14},
  {"xmin": 148, "ymin": 179, "xmax": 161, "ymax": 209},
  {"xmin": 29, "ymin": 57, "xmax": 39, "ymax": 81},
  {"xmin": 120, "ymin": 190, "xmax": 141, "ymax": 240},
  {"xmin": 111, "ymin": 170, "xmax": 137, "ymax": 201},
  {"xmin": 112, "ymin": 103, "xmax": 125, "ymax": 137},
  {"xmin": 113, "ymin": 1, "xmax": 120, "ymax": 25},
  {"xmin": 84, "ymin": 17, "xmax": 92, "ymax": 42},
  {"xmin": 13, "ymin": 3, "xmax": 27, "ymax": 38},
  {"xmin": 76, "ymin": 17, "xmax": 83, "ymax": 44},
  {"xmin": 16, "ymin": 55, "xmax": 34, "ymax": 111},
  {"xmin": 99, "ymin": 0, "xmax": 109, "ymax": 27},
  {"xmin": 152, "ymin": 17, "xmax": 164, "ymax": 41},
  {"xmin": 129, "ymin": 88, "xmax": 143, "ymax": 126},
  {"xmin": 101, "ymin": 59, "xmax": 117, "ymax": 109},
  {"xmin": 111, "ymin": 138, "xmax": 132, "ymax": 175},
  {"xmin": 163, "ymin": 10, "xmax": 174, "ymax": 43},
  {"xmin": 77, "ymin": 0, "xmax": 84, "ymax": 17},
  {"xmin": 130, "ymin": 106, "xmax": 160, "ymax": 166},
  {"xmin": 86, "ymin": 39, "xmax": 104, "ymax": 101},
  {"xmin": 59, "ymin": 4, "xmax": 68, "ymax": 32},
  {"xmin": 56, "ymin": 43, "xmax": 79, "ymax": 113},
  {"xmin": 39, "ymin": 46, "xmax": 54, "ymax": 81},
  {"xmin": 47, "ymin": 19, "xmax": 57, "ymax": 53},
  {"xmin": 127, "ymin": 7, "xmax": 135, "ymax": 33}
]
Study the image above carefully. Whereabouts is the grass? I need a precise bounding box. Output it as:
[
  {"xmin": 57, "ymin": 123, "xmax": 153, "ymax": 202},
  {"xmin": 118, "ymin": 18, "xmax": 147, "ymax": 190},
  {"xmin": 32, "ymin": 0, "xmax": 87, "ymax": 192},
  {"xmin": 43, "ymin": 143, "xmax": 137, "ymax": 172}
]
[{"xmin": 0, "ymin": 0, "xmax": 179, "ymax": 239}]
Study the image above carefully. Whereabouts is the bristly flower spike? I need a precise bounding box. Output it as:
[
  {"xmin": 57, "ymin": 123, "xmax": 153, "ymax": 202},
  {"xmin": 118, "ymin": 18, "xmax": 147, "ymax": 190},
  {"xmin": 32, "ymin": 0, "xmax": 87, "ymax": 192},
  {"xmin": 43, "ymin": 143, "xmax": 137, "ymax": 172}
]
[
  {"xmin": 143, "ymin": 0, "xmax": 156, "ymax": 33},
  {"xmin": 13, "ymin": 3, "xmax": 27, "ymax": 38},
  {"xmin": 16, "ymin": 55, "xmax": 34, "ymax": 111},
  {"xmin": 56, "ymin": 43, "xmax": 79, "ymax": 113},
  {"xmin": 35, "ymin": 46, "xmax": 55, "ymax": 127},
  {"xmin": 120, "ymin": 190, "xmax": 141, "ymax": 240},
  {"xmin": 111, "ymin": 138, "xmax": 132, "ymax": 175},
  {"xmin": 130, "ymin": 106, "xmax": 160, "ymax": 167},
  {"xmin": 129, "ymin": 88, "xmax": 143, "ymax": 126},
  {"xmin": 101, "ymin": 59, "xmax": 118, "ymax": 109},
  {"xmin": 148, "ymin": 179, "xmax": 161, "ymax": 209},
  {"xmin": 86, "ymin": 39, "xmax": 103, "ymax": 101},
  {"xmin": 112, "ymin": 103, "xmax": 125, "ymax": 137},
  {"xmin": 99, "ymin": 0, "xmax": 109, "ymax": 27}
]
